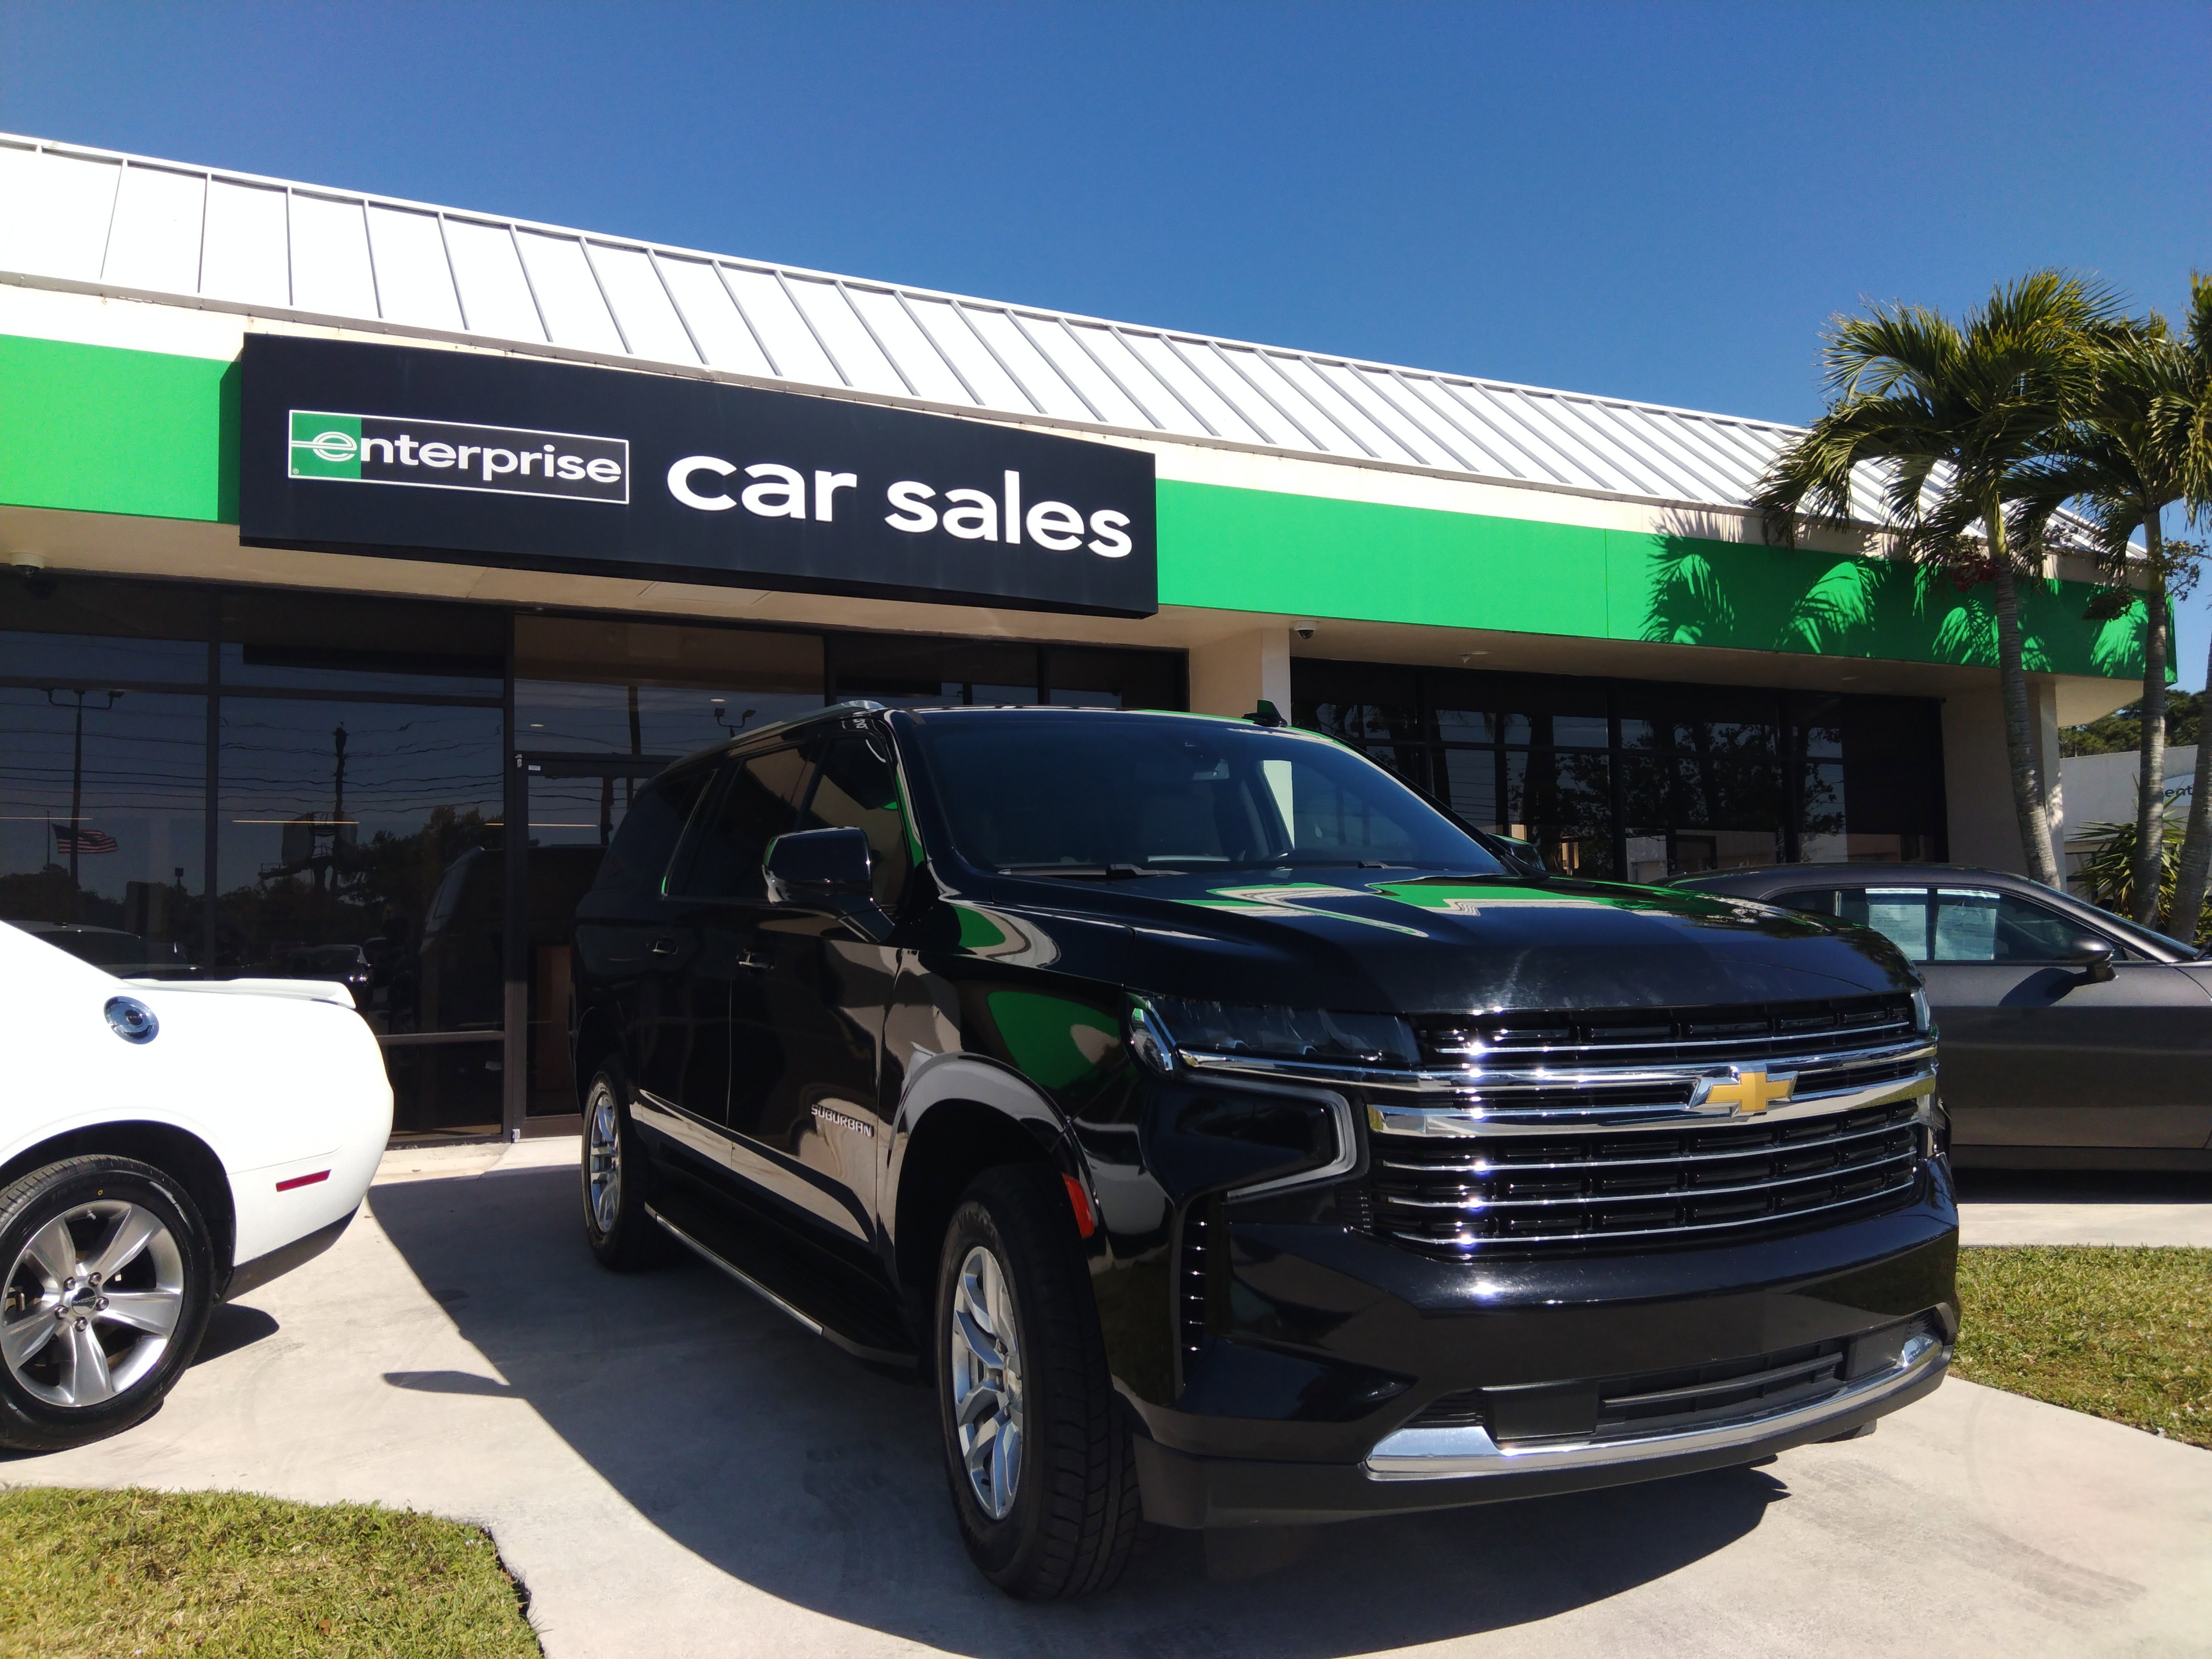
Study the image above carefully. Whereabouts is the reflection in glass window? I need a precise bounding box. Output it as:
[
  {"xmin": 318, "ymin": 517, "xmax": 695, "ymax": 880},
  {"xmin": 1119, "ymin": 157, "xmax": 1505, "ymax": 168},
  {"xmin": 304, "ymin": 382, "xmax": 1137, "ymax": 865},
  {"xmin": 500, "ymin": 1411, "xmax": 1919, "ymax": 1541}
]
[
  {"xmin": 834, "ymin": 636, "xmax": 1038, "ymax": 708},
  {"xmin": 0, "ymin": 687, "xmax": 206, "ymax": 970},
  {"xmin": 1292, "ymin": 659, "xmax": 1945, "ymax": 882},
  {"xmin": 1505, "ymin": 750, "xmax": 1612, "ymax": 875},
  {"xmin": 215, "ymin": 699, "xmax": 503, "ymax": 1037}
]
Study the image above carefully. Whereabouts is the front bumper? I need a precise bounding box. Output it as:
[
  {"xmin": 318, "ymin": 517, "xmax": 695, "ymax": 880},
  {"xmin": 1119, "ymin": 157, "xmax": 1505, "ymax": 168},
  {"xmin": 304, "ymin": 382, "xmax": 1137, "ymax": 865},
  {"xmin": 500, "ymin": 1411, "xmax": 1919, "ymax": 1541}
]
[
  {"xmin": 1136, "ymin": 1330, "xmax": 1946, "ymax": 1527},
  {"xmin": 1123, "ymin": 1159, "xmax": 1959, "ymax": 1528}
]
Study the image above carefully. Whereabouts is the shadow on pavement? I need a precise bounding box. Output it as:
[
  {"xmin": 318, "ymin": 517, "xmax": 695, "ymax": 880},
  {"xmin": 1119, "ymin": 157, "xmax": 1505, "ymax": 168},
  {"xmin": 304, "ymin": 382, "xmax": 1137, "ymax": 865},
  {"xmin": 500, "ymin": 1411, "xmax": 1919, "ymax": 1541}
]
[
  {"xmin": 1954, "ymin": 1167, "xmax": 2212, "ymax": 1205},
  {"xmin": 369, "ymin": 1166, "xmax": 1784, "ymax": 1657},
  {"xmin": 193, "ymin": 1301, "xmax": 279, "ymax": 1366}
]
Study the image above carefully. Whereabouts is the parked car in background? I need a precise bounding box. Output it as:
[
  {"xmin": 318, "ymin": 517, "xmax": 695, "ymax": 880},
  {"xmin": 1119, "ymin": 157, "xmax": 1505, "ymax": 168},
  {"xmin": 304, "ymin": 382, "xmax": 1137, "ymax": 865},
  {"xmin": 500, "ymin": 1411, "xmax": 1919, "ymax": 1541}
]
[
  {"xmin": 1670, "ymin": 864, "xmax": 2212, "ymax": 1169},
  {"xmin": 277, "ymin": 943, "xmax": 374, "ymax": 1005},
  {"xmin": 573, "ymin": 704, "xmax": 1956, "ymax": 1599},
  {"xmin": 0, "ymin": 923, "xmax": 391, "ymax": 1450}
]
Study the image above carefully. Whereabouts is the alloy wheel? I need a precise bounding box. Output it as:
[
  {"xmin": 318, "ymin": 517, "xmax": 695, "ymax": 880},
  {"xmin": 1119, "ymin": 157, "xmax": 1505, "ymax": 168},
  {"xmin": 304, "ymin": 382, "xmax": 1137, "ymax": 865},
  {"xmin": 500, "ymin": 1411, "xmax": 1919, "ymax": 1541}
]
[
  {"xmin": 586, "ymin": 1082, "xmax": 622, "ymax": 1235},
  {"xmin": 1, "ymin": 1200, "xmax": 185, "ymax": 1408},
  {"xmin": 949, "ymin": 1243, "xmax": 1025, "ymax": 1520}
]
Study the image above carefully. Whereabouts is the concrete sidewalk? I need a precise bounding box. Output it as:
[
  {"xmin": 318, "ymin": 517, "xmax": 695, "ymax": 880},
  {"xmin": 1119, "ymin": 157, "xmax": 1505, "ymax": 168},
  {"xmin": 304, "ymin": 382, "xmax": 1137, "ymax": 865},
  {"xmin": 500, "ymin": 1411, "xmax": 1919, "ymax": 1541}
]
[{"xmin": 6, "ymin": 1138, "xmax": 2209, "ymax": 1659}]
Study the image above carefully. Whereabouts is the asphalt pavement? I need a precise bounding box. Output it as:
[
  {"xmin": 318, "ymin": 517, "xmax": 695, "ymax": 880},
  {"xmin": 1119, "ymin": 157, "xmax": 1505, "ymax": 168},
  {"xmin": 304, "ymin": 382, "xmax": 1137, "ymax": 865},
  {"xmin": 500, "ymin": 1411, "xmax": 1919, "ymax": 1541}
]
[{"xmin": 5, "ymin": 1138, "xmax": 2209, "ymax": 1659}]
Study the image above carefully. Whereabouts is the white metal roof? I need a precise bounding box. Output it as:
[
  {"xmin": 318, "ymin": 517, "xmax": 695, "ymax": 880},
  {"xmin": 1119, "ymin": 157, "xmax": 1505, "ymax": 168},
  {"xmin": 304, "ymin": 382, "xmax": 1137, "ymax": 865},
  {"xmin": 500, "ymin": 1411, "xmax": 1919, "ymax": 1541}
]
[{"xmin": 0, "ymin": 132, "xmax": 1894, "ymax": 522}]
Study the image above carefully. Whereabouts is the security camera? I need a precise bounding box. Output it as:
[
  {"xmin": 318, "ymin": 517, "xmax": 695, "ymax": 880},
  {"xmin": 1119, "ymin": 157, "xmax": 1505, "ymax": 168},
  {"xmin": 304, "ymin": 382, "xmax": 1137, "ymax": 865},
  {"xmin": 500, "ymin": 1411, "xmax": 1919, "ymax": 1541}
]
[{"xmin": 1292, "ymin": 621, "xmax": 1317, "ymax": 641}]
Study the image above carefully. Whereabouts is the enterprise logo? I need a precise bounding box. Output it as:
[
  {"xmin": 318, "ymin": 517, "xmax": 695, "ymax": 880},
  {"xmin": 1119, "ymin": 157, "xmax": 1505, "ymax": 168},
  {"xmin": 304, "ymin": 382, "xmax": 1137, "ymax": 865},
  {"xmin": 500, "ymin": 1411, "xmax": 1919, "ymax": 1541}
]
[{"xmin": 288, "ymin": 411, "xmax": 629, "ymax": 503}]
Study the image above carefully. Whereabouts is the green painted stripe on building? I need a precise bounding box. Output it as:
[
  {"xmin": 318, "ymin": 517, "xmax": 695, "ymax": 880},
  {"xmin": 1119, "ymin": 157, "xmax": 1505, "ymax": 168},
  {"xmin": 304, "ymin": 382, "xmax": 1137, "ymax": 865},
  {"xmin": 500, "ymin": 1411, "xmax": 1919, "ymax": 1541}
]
[
  {"xmin": 0, "ymin": 334, "xmax": 2149, "ymax": 682},
  {"xmin": 1158, "ymin": 478, "xmax": 2149, "ymax": 681},
  {"xmin": 0, "ymin": 334, "xmax": 238, "ymax": 523}
]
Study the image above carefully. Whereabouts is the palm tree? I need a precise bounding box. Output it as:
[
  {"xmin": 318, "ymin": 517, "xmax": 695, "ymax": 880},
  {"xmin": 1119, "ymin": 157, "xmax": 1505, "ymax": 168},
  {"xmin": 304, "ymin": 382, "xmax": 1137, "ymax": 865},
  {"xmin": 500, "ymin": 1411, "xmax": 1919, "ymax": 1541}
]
[
  {"xmin": 2015, "ymin": 308, "xmax": 2209, "ymax": 925},
  {"xmin": 2152, "ymin": 276, "xmax": 2212, "ymax": 933},
  {"xmin": 1752, "ymin": 273, "xmax": 2122, "ymax": 889}
]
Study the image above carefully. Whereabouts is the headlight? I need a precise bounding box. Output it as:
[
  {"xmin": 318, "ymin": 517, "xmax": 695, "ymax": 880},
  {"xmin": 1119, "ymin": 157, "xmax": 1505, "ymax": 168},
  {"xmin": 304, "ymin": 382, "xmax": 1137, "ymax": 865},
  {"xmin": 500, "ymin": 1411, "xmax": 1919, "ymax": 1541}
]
[
  {"xmin": 1136, "ymin": 997, "xmax": 1419, "ymax": 1073},
  {"xmin": 1911, "ymin": 987, "xmax": 1936, "ymax": 1036}
]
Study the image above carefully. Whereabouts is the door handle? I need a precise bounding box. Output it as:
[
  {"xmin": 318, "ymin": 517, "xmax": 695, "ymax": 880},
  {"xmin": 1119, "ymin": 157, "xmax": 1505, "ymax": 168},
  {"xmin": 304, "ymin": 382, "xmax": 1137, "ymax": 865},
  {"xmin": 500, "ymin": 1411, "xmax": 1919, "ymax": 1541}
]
[
  {"xmin": 736, "ymin": 950, "xmax": 767, "ymax": 970},
  {"xmin": 651, "ymin": 937, "xmax": 680, "ymax": 956}
]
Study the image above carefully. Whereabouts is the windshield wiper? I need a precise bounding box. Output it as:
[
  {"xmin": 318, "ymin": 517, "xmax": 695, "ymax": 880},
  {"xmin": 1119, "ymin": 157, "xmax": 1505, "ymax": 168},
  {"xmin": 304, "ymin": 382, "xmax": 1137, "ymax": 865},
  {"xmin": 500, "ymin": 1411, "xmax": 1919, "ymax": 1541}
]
[{"xmin": 997, "ymin": 863, "xmax": 1164, "ymax": 881}]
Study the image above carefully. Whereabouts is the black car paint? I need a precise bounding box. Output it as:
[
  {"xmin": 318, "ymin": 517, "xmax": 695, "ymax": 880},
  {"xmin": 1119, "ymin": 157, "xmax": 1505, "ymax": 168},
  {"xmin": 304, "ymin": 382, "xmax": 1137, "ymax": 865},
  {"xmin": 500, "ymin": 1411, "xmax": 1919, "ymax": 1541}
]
[
  {"xmin": 572, "ymin": 707, "xmax": 1957, "ymax": 1524},
  {"xmin": 1672, "ymin": 863, "xmax": 2212, "ymax": 1169}
]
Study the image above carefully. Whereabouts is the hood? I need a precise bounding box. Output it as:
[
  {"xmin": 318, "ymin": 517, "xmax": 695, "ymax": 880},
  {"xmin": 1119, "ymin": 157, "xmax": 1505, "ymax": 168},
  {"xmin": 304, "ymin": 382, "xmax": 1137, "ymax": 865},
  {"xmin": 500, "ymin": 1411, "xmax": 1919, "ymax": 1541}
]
[{"xmin": 978, "ymin": 867, "xmax": 1916, "ymax": 1014}]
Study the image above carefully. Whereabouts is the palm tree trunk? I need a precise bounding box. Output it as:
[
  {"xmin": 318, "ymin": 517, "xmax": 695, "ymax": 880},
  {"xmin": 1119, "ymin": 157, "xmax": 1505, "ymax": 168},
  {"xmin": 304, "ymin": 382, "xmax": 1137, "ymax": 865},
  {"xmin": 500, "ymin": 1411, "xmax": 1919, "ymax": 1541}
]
[
  {"xmin": 2133, "ymin": 535, "xmax": 2169, "ymax": 926},
  {"xmin": 1991, "ymin": 555, "xmax": 2062, "ymax": 888},
  {"xmin": 2169, "ymin": 609, "xmax": 2212, "ymax": 944}
]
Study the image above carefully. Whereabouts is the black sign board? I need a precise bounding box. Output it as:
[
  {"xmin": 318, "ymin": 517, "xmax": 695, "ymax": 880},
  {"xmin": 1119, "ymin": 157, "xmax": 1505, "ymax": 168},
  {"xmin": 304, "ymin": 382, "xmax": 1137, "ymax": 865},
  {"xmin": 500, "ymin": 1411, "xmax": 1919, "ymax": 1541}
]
[{"xmin": 238, "ymin": 335, "xmax": 1158, "ymax": 617}]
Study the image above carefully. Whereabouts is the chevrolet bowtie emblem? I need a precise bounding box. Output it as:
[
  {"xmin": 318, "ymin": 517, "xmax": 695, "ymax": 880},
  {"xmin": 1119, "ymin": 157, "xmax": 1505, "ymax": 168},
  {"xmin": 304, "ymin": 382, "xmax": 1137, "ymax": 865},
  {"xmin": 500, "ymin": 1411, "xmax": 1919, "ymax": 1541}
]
[{"xmin": 1702, "ymin": 1067, "xmax": 1796, "ymax": 1116}]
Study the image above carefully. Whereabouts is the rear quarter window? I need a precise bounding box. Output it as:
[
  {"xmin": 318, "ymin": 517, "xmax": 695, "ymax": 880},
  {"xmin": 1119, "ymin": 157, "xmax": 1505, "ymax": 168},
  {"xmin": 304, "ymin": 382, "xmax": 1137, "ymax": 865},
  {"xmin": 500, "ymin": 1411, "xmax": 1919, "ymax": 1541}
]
[{"xmin": 593, "ymin": 763, "xmax": 715, "ymax": 897}]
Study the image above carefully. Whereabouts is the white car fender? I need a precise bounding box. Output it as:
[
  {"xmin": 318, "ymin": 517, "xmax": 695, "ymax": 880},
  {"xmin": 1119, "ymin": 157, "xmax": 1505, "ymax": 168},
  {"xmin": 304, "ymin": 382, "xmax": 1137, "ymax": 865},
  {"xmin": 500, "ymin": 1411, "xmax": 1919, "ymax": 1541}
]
[{"xmin": 0, "ymin": 924, "xmax": 392, "ymax": 1279}]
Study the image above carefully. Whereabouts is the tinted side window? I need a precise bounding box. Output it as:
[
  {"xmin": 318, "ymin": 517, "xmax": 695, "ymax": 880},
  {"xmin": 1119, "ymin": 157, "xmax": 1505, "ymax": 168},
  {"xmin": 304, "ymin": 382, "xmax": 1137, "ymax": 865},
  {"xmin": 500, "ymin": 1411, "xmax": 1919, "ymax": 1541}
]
[
  {"xmin": 796, "ymin": 729, "xmax": 913, "ymax": 909},
  {"xmin": 591, "ymin": 764, "xmax": 715, "ymax": 896},
  {"xmin": 1775, "ymin": 886, "xmax": 1931, "ymax": 960},
  {"xmin": 674, "ymin": 747, "xmax": 810, "ymax": 899},
  {"xmin": 1928, "ymin": 887, "xmax": 2101, "ymax": 963}
]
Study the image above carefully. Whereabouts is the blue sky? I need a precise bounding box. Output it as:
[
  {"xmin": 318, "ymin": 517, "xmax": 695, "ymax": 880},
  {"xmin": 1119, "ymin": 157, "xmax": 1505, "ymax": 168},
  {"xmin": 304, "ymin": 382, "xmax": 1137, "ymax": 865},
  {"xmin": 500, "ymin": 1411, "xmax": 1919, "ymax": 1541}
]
[{"xmin": 7, "ymin": 0, "xmax": 2210, "ymax": 689}]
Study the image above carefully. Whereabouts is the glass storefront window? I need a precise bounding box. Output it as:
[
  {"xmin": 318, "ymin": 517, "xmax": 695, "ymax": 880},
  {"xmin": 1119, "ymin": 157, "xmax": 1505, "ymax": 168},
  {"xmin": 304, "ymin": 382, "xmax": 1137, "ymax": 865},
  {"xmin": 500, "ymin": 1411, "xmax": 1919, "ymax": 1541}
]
[
  {"xmin": 0, "ymin": 687, "xmax": 206, "ymax": 973},
  {"xmin": 517, "ymin": 616, "xmax": 825, "ymax": 754},
  {"xmin": 215, "ymin": 699, "xmax": 505, "ymax": 1037},
  {"xmin": 1293, "ymin": 660, "xmax": 1945, "ymax": 881},
  {"xmin": 222, "ymin": 591, "xmax": 506, "ymax": 698},
  {"xmin": 0, "ymin": 578, "xmax": 212, "ymax": 686},
  {"xmin": 833, "ymin": 636, "xmax": 1039, "ymax": 707},
  {"xmin": 1041, "ymin": 646, "xmax": 1183, "ymax": 710},
  {"xmin": 1791, "ymin": 693, "xmax": 1943, "ymax": 864}
]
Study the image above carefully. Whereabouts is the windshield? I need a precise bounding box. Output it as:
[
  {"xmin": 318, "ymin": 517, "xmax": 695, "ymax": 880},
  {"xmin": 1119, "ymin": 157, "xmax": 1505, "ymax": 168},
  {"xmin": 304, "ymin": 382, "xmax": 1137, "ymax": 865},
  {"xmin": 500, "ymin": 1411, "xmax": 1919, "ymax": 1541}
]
[
  {"xmin": 2084, "ymin": 906, "xmax": 2204, "ymax": 960},
  {"xmin": 906, "ymin": 714, "xmax": 1506, "ymax": 876}
]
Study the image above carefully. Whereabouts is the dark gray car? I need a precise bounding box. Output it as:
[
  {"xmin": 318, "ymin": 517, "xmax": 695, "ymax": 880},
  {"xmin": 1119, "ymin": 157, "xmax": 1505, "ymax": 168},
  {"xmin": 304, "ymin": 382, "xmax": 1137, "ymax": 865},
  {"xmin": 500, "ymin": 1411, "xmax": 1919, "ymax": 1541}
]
[{"xmin": 1670, "ymin": 864, "xmax": 2212, "ymax": 1171}]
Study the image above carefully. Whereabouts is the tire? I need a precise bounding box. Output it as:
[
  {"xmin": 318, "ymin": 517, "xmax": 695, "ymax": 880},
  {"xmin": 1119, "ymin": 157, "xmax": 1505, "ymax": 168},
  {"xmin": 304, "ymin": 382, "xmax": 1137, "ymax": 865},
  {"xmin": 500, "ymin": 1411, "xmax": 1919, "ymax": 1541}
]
[
  {"xmin": 0, "ymin": 1156, "xmax": 215, "ymax": 1453},
  {"xmin": 581, "ymin": 1063, "xmax": 669, "ymax": 1270},
  {"xmin": 934, "ymin": 1163, "xmax": 1139, "ymax": 1599}
]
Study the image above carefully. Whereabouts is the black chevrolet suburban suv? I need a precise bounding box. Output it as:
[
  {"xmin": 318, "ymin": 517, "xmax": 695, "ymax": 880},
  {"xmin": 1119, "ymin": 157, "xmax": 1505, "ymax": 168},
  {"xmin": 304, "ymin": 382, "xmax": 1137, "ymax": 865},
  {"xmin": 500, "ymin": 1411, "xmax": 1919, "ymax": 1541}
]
[{"xmin": 571, "ymin": 703, "xmax": 1955, "ymax": 1599}]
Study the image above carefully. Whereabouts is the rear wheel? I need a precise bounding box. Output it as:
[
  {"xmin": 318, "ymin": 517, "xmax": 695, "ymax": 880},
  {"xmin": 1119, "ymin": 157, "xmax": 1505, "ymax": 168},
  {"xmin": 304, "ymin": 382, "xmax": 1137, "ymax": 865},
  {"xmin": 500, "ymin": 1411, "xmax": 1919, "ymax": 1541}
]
[
  {"xmin": 934, "ymin": 1164, "xmax": 1138, "ymax": 1599},
  {"xmin": 581, "ymin": 1064, "xmax": 669, "ymax": 1270},
  {"xmin": 0, "ymin": 1156, "xmax": 215, "ymax": 1452}
]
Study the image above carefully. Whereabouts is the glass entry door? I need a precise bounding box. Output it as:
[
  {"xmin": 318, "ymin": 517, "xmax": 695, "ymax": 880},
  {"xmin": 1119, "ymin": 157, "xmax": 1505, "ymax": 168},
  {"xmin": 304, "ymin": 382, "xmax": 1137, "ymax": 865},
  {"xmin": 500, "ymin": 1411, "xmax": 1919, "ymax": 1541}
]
[{"xmin": 516, "ymin": 752, "xmax": 675, "ymax": 1125}]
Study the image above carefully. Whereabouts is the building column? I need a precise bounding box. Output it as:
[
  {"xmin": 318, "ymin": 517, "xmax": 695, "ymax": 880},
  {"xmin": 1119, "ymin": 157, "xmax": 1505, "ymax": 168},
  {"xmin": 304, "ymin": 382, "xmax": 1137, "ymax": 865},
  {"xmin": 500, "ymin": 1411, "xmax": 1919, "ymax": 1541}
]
[
  {"xmin": 1941, "ymin": 679, "xmax": 2064, "ymax": 879},
  {"xmin": 1188, "ymin": 627, "xmax": 1292, "ymax": 719}
]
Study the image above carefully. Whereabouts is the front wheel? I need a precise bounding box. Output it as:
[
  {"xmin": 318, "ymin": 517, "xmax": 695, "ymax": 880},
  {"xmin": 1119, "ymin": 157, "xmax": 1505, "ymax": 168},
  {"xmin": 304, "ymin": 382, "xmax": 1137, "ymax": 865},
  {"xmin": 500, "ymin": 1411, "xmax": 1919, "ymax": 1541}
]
[
  {"xmin": 0, "ymin": 1156, "xmax": 215, "ymax": 1452},
  {"xmin": 581, "ymin": 1065, "xmax": 669, "ymax": 1270},
  {"xmin": 934, "ymin": 1164, "xmax": 1139, "ymax": 1599}
]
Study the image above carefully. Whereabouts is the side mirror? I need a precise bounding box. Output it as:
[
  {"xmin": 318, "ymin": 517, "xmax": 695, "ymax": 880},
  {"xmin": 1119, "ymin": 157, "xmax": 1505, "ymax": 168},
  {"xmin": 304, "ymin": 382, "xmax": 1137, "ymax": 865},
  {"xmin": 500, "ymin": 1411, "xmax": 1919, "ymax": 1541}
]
[
  {"xmin": 763, "ymin": 827, "xmax": 874, "ymax": 906},
  {"xmin": 2063, "ymin": 936, "xmax": 2116, "ymax": 985}
]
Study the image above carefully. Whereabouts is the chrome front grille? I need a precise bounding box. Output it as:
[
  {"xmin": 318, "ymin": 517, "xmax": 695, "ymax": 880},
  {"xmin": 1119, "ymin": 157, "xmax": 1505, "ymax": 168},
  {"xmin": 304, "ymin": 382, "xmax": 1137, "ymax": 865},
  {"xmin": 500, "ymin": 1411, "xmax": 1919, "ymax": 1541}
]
[{"xmin": 1369, "ymin": 1098, "xmax": 1924, "ymax": 1256}]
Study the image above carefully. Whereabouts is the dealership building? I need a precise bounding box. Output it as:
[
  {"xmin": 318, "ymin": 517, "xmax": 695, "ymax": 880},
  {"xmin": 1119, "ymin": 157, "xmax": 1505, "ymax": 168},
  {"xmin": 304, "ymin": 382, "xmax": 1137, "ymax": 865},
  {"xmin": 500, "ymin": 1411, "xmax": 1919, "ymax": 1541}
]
[{"xmin": 0, "ymin": 134, "xmax": 2149, "ymax": 1139}]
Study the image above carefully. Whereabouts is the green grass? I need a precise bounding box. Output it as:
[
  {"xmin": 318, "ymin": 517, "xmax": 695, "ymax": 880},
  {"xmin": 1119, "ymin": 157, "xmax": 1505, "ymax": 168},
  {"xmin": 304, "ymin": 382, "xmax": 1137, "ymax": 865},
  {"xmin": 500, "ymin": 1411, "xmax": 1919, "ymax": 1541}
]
[
  {"xmin": 0, "ymin": 1487, "xmax": 542, "ymax": 1658},
  {"xmin": 1954, "ymin": 1247, "xmax": 2212, "ymax": 1449}
]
